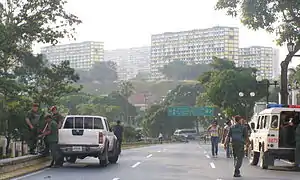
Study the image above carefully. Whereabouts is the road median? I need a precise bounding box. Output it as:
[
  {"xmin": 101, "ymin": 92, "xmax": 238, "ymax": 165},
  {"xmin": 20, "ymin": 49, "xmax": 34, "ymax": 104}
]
[{"xmin": 0, "ymin": 142, "xmax": 158, "ymax": 180}]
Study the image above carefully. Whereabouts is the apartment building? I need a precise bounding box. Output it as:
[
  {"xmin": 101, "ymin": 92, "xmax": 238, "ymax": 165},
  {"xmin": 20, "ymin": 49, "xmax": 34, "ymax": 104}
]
[
  {"xmin": 41, "ymin": 41, "xmax": 104, "ymax": 70},
  {"xmin": 236, "ymin": 46, "xmax": 279, "ymax": 80},
  {"xmin": 150, "ymin": 26, "xmax": 239, "ymax": 80},
  {"xmin": 104, "ymin": 46, "xmax": 151, "ymax": 80}
]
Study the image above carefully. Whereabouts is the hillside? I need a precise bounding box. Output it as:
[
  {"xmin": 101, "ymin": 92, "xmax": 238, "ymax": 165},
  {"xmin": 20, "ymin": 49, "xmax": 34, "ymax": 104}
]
[{"xmin": 79, "ymin": 80, "xmax": 198, "ymax": 98}]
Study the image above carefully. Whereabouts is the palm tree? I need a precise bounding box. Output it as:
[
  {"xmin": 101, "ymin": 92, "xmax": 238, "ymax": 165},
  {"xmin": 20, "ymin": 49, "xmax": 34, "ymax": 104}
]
[{"xmin": 118, "ymin": 81, "xmax": 135, "ymax": 99}]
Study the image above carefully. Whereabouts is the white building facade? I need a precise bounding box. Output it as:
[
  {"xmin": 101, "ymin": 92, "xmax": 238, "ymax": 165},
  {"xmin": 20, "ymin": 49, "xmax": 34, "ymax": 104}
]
[
  {"xmin": 41, "ymin": 41, "xmax": 104, "ymax": 70},
  {"xmin": 150, "ymin": 26, "xmax": 239, "ymax": 80},
  {"xmin": 104, "ymin": 46, "xmax": 151, "ymax": 81},
  {"xmin": 236, "ymin": 46, "xmax": 279, "ymax": 80}
]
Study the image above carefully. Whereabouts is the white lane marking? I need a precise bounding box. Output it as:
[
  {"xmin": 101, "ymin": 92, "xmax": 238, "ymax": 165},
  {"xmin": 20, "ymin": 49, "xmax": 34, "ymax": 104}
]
[
  {"xmin": 157, "ymin": 150, "xmax": 161, "ymax": 152},
  {"xmin": 204, "ymin": 150, "xmax": 207, "ymax": 154},
  {"xmin": 205, "ymin": 154, "xmax": 211, "ymax": 159},
  {"xmin": 210, "ymin": 162, "xmax": 216, "ymax": 168},
  {"xmin": 280, "ymin": 159, "xmax": 294, "ymax": 165},
  {"xmin": 131, "ymin": 162, "xmax": 141, "ymax": 168},
  {"xmin": 112, "ymin": 178, "xmax": 120, "ymax": 180},
  {"xmin": 146, "ymin": 154, "xmax": 153, "ymax": 158},
  {"xmin": 12, "ymin": 169, "xmax": 49, "ymax": 180}
]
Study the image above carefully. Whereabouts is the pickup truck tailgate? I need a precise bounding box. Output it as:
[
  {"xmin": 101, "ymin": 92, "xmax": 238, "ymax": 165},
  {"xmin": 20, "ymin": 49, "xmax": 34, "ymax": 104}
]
[{"xmin": 59, "ymin": 129, "xmax": 100, "ymax": 145}]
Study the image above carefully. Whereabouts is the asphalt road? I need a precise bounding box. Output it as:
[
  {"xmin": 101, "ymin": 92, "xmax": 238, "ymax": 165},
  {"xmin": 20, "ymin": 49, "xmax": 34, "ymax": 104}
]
[{"xmin": 12, "ymin": 142, "xmax": 300, "ymax": 180}]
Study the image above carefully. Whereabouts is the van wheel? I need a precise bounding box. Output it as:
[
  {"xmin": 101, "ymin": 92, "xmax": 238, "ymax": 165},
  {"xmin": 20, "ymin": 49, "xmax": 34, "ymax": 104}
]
[
  {"xmin": 99, "ymin": 145, "xmax": 109, "ymax": 167},
  {"xmin": 109, "ymin": 141, "xmax": 119, "ymax": 164},
  {"xmin": 259, "ymin": 150, "xmax": 269, "ymax": 169},
  {"xmin": 66, "ymin": 156, "xmax": 77, "ymax": 163},
  {"xmin": 249, "ymin": 150, "xmax": 260, "ymax": 166}
]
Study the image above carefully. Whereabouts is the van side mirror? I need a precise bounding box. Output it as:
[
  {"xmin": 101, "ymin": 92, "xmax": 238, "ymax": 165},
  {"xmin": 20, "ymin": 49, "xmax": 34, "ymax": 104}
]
[{"xmin": 250, "ymin": 122, "xmax": 255, "ymax": 129}]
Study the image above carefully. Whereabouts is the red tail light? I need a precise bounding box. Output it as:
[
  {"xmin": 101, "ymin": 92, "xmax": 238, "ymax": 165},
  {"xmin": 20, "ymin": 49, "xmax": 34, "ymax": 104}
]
[{"xmin": 99, "ymin": 132, "xmax": 104, "ymax": 144}]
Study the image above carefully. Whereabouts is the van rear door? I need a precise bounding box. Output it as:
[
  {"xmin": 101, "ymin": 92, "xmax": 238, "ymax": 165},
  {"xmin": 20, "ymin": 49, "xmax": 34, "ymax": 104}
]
[{"xmin": 59, "ymin": 116, "xmax": 105, "ymax": 145}]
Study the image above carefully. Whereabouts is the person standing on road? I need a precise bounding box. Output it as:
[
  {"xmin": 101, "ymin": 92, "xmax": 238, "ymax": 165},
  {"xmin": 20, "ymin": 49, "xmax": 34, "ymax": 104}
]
[
  {"xmin": 222, "ymin": 120, "xmax": 232, "ymax": 158},
  {"xmin": 39, "ymin": 114, "xmax": 61, "ymax": 167},
  {"xmin": 224, "ymin": 115, "xmax": 250, "ymax": 177},
  {"xmin": 158, "ymin": 132, "xmax": 163, "ymax": 144},
  {"xmin": 25, "ymin": 103, "xmax": 43, "ymax": 155},
  {"xmin": 113, "ymin": 120, "xmax": 124, "ymax": 154},
  {"xmin": 207, "ymin": 121, "xmax": 221, "ymax": 157}
]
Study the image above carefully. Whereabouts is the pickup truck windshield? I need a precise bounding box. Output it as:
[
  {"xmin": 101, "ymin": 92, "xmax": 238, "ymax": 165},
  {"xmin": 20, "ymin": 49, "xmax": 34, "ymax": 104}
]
[{"xmin": 63, "ymin": 117, "xmax": 104, "ymax": 129}]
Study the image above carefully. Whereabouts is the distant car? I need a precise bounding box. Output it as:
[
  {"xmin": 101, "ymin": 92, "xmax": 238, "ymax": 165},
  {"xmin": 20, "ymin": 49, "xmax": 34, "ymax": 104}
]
[
  {"xmin": 58, "ymin": 115, "xmax": 120, "ymax": 167},
  {"xmin": 173, "ymin": 129, "xmax": 197, "ymax": 140}
]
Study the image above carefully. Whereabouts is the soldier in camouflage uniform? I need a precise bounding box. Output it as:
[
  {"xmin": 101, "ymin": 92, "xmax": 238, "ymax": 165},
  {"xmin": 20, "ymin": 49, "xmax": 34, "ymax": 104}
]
[
  {"xmin": 25, "ymin": 103, "xmax": 44, "ymax": 154},
  {"xmin": 50, "ymin": 106, "xmax": 64, "ymax": 128},
  {"xmin": 224, "ymin": 115, "xmax": 249, "ymax": 177}
]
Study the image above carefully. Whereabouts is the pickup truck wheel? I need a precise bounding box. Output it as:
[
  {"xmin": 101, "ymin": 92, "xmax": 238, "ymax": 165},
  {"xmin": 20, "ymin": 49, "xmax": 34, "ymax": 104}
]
[
  {"xmin": 109, "ymin": 141, "xmax": 119, "ymax": 164},
  {"xmin": 66, "ymin": 156, "xmax": 77, "ymax": 163},
  {"xmin": 99, "ymin": 145, "xmax": 109, "ymax": 167}
]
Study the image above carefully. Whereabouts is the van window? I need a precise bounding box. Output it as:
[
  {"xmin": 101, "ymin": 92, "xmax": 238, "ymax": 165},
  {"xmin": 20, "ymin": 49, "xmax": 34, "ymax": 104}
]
[
  {"xmin": 94, "ymin": 117, "xmax": 104, "ymax": 129},
  {"xmin": 75, "ymin": 117, "xmax": 83, "ymax": 129},
  {"xmin": 271, "ymin": 115, "xmax": 279, "ymax": 128},
  {"xmin": 64, "ymin": 117, "xmax": 74, "ymax": 129},
  {"xmin": 260, "ymin": 116, "xmax": 265, "ymax": 129},
  {"xmin": 256, "ymin": 116, "xmax": 261, "ymax": 129},
  {"xmin": 264, "ymin": 115, "xmax": 270, "ymax": 128},
  {"xmin": 84, "ymin": 117, "xmax": 93, "ymax": 129}
]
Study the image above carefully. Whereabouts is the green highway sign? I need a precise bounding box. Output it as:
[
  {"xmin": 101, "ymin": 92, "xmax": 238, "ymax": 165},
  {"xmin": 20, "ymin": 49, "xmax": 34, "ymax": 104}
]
[{"xmin": 167, "ymin": 106, "xmax": 214, "ymax": 117}]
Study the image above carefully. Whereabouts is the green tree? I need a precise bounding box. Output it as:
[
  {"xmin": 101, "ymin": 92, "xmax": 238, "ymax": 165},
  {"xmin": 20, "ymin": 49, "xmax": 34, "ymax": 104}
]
[
  {"xmin": 15, "ymin": 53, "xmax": 81, "ymax": 106},
  {"xmin": 198, "ymin": 57, "xmax": 267, "ymax": 118},
  {"xmin": 0, "ymin": 0, "xmax": 81, "ymax": 152},
  {"xmin": 215, "ymin": 0, "xmax": 300, "ymax": 104},
  {"xmin": 77, "ymin": 61, "xmax": 118, "ymax": 83},
  {"xmin": 160, "ymin": 60, "xmax": 212, "ymax": 80},
  {"xmin": 118, "ymin": 81, "xmax": 135, "ymax": 99}
]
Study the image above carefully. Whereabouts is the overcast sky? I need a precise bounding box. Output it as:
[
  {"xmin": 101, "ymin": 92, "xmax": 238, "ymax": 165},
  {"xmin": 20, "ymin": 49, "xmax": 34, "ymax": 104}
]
[{"xmin": 33, "ymin": 0, "xmax": 299, "ymax": 67}]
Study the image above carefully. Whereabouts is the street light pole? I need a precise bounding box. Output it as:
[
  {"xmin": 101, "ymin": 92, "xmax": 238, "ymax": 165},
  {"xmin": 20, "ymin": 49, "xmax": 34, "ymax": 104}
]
[{"xmin": 281, "ymin": 42, "xmax": 300, "ymax": 104}]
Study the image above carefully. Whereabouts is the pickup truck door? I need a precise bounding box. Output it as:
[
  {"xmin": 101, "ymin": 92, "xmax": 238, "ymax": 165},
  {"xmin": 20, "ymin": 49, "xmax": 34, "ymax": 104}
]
[{"xmin": 103, "ymin": 118, "xmax": 115, "ymax": 151}]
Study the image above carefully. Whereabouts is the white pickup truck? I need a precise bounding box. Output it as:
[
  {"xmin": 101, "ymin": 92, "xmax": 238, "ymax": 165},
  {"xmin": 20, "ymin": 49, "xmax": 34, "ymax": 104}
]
[{"xmin": 57, "ymin": 115, "xmax": 120, "ymax": 166}]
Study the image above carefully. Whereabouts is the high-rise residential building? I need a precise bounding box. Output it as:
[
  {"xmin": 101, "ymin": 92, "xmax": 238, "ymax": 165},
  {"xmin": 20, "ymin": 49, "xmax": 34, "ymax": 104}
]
[
  {"xmin": 104, "ymin": 46, "xmax": 151, "ymax": 81},
  {"xmin": 41, "ymin": 41, "xmax": 104, "ymax": 70},
  {"xmin": 236, "ymin": 46, "xmax": 279, "ymax": 80},
  {"xmin": 150, "ymin": 26, "xmax": 239, "ymax": 80}
]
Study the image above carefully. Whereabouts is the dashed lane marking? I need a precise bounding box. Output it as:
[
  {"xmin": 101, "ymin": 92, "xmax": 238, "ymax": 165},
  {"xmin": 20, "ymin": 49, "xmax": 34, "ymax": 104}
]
[
  {"xmin": 131, "ymin": 162, "xmax": 141, "ymax": 168},
  {"xmin": 280, "ymin": 159, "xmax": 294, "ymax": 165},
  {"xmin": 205, "ymin": 154, "xmax": 211, "ymax": 159},
  {"xmin": 210, "ymin": 162, "xmax": 216, "ymax": 168},
  {"xmin": 112, "ymin": 178, "xmax": 120, "ymax": 180},
  {"xmin": 157, "ymin": 150, "xmax": 161, "ymax": 152},
  {"xmin": 146, "ymin": 154, "xmax": 153, "ymax": 158}
]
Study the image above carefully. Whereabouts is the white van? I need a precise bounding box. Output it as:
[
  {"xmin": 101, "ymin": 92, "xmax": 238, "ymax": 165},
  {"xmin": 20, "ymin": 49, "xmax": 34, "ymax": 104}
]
[{"xmin": 248, "ymin": 104, "xmax": 300, "ymax": 169}]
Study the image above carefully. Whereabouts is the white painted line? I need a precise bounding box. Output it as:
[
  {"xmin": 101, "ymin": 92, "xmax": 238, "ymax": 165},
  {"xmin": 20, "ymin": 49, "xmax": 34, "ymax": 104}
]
[
  {"xmin": 210, "ymin": 162, "xmax": 216, "ymax": 168},
  {"xmin": 280, "ymin": 159, "xmax": 294, "ymax": 165},
  {"xmin": 204, "ymin": 150, "xmax": 207, "ymax": 154},
  {"xmin": 146, "ymin": 154, "xmax": 153, "ymax": 158},
  {"xmin": 112, "ymin": 178, "xmax": 120, "ymax": 180},
  {"xmin": 12, "ymin": 169, "xmax": 49, "ymax": 180},
  {"xmin": 205, "ymin": 154, "xmax": 211, "ymax": 159},
  {"xmin": 157, "ymin": 150, "xmax": 161, "ymax": 152},
  {"xmin": 131, "ymin": 162, "xmax": 141, "ymax": 168}
]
